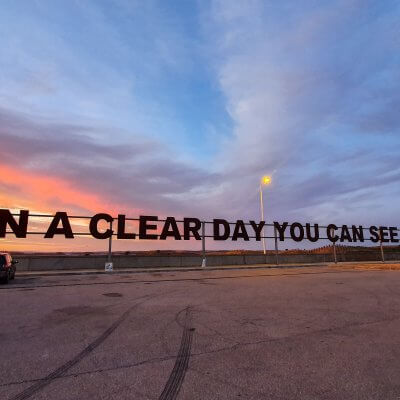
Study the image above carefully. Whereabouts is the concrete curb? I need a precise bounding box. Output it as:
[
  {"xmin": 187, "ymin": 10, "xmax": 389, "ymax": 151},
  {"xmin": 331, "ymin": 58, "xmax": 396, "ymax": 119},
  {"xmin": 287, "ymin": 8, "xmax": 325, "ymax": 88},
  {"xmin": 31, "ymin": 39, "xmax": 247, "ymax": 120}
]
[{"xmin": 16, "ymin": 263, "xmax": 328, "ymax": 277}]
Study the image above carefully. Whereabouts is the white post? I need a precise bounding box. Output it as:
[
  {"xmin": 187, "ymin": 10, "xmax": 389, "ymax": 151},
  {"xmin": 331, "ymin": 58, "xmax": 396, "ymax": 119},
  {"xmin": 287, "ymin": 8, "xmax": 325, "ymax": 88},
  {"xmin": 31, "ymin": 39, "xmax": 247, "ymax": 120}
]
[
  {"xmin": 201, "ymin": 221, "xmax": 206, "ymax": 268},
  {"xmin": 379, "ymin": 231, "xmax": 385, "ymax": 263},
  {"xmin": 105, "ymin": 219, "xmax": 114, "ymax": 272},
  {"xmin": 274, "ymin": 226, "xmax": 279, "ymax": 265},
  {"xmin": 330, "ymin": 227, "xmax": 337, "ymax": 264},
  {"xmin": 259, "ymin": 184, "xmax": 266, "ymax": 255},
  {"xmin": 107, "ymin": 220, "xmax": 113, "ymax": 263}
]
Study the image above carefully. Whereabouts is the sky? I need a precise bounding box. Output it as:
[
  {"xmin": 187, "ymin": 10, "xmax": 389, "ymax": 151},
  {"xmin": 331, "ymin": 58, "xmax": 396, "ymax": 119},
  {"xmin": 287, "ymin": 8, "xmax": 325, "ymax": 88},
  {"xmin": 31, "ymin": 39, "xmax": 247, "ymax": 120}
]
[{"xmin": 1, "ymin": 0, "xmax": 399, "ymax": 252}]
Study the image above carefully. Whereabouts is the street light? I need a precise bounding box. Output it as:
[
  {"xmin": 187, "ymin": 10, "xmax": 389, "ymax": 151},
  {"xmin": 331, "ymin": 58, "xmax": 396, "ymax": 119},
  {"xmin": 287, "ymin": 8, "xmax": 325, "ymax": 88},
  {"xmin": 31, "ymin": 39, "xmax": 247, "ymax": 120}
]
[{"xmin": 259, "ymin": 175, "xmax": 271, "ymax": 254}]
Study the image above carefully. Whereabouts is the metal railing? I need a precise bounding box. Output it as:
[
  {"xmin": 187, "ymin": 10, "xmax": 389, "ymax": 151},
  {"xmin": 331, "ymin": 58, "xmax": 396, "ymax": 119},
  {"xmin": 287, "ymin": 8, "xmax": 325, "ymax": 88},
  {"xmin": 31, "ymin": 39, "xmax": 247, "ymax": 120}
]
[{"xmin": 5, "ymin": 213, "xmax": 399, "ymax": 267}]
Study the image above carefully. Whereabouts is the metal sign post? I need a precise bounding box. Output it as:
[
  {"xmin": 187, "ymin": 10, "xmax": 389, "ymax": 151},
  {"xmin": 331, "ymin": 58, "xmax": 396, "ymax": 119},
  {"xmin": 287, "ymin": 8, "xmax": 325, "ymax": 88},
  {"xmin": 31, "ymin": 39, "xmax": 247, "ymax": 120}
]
[
  {"xmin": 105, "ymin": 219, "xmax": 113, "ymax": 272},
  {"xmin": 330, "ymin": 227, "xmax": 337, "ymax": 264},
  {"xmin": 379, "ymin": 231, "xmax": 385, "ymax": 263},
  {"xmin": 201, "ymin": 221, "xmax": 206, "ymax": 268},
  {"xmin": 274, "ymin": 226, "xmax": 279, "ymax": 265}
]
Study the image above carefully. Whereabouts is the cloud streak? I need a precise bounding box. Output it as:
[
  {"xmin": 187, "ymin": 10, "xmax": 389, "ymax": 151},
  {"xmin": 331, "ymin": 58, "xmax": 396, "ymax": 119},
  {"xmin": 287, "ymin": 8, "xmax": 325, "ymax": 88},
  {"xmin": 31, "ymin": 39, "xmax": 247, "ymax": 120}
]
[
  {"xmin": 0, "ymin": 106, "xmax": 221, "ymax": 218},
  {"xmin": 202, "ymin": 0, "xmax": 400, "ymax": 225},
  {"xmin": 1, "ymin": 0, "xmax": 400, "ymax": 251}
]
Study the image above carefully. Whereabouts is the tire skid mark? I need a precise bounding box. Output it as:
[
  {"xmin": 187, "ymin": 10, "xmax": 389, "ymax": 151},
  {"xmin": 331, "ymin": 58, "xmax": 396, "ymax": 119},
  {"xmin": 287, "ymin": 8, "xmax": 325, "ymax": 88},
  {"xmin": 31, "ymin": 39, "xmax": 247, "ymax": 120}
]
[
  {"xmin": 9, "ymin": 294, "xmax": 154, "ymax": 400},
  {"xmin": 159, "ymin": 308, "xmax": 194, "ymax": 400}
]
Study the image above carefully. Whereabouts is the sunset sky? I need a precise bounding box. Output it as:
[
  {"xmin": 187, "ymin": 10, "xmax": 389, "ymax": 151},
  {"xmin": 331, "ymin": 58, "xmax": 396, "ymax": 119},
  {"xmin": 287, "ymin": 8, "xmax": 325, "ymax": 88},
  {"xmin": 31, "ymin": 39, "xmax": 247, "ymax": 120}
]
[{"xmin": 1, "ymin": 0, "xmax": 399, "ymax": 252}]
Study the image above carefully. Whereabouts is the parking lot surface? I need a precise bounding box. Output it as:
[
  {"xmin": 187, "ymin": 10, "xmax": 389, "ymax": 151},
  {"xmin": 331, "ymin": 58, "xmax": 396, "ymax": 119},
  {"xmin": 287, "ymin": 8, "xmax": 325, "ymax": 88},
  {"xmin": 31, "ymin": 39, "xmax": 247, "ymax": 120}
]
[{"xmin": 1, "ymin": 265, "xmax": 400, "ymax": 399}]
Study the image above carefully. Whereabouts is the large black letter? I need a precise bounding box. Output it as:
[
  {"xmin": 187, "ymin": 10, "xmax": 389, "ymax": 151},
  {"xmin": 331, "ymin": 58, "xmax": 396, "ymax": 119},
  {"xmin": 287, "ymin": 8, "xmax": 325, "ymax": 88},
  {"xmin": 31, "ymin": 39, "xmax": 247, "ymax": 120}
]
[
  {"xmin": 139, "ymin": 216, "xmax": 158, "ymax": 240},
  {"xmin": 290, "ymin": 222, "xmax": 304, "ymax": 242},
  {"xmin": 183, "ymin": 218, "xmax": 201, "ymax": 240},
  {"xmin": 160, "ymin": 217, "xmax": 181, "ymax": 240},
  {"xmin": 117, "ymin": 214, "xmax": 136, "ymax": 239},
  {"xmin": 340, "ymin": 225, "xmax": 352, "ymax": 242},
  {"xmin": 352, "ymin": 225, "xmax": 364, "ymax": 242},
  {"xmin": 232, "ymin": 220, "xmax": 249, "ymax": 241},
  {"xmin": 389, "ymin": 227, "xmax": 399, "ymax": 243},
  {"xmin": 250, "ymin": 221, "xmax": 265, "ymax": 241},
  {"xmin": 327, "ymin": 224, "xmax": 339, "ymax": 243},
  {"xmin": 369, "ymin": 226, "xmax": 379, "ymax": 243},
  {"xmin": 305, "ymin": 223, "xmax": 319, "ymax": 242},
  {"xmin": 45, "ymin": 212, "xmax": 74, "ymax": 238},
  {"xmin": 0, "ymin": 209, "xmax": 29, "ymax": 238},
  {"xmin": 89, "ymin": 213, "xmax": 113, "ymax": 239},
  {"xmin": 213, "ymin": 219, "xmax": 230, "ymax": 240},
  {"xmin": 274, "ymin": 222, "xmax": 288, "ymax": 241},
  {"xmin": 379, "ymin": 227, "xmax": 390, "ymax": 243}
]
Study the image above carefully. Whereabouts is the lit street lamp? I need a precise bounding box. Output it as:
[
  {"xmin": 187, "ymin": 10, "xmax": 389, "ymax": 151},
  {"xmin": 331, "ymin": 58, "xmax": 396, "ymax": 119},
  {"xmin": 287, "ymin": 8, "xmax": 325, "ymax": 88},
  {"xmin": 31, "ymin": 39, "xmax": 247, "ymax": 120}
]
[{"xmin": 259, "ymin": 175, "xmax": 271, "ymax": 254}]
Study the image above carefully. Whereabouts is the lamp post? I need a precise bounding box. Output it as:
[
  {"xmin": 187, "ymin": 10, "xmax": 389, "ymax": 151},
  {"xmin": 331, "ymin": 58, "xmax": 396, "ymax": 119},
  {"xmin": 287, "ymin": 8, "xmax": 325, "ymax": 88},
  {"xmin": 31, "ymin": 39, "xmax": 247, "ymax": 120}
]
[{"xmin": 259, "ymin": 175, "xmax": 271, "ymax": 254}]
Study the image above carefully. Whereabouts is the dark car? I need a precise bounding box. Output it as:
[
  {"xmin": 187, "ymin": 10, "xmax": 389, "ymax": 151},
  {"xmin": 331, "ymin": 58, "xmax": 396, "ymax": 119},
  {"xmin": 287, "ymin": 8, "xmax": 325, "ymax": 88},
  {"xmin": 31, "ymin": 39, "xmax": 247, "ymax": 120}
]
[{"xmin": 0, "ymin": 253, "xmax": 17, "ymax": 284}]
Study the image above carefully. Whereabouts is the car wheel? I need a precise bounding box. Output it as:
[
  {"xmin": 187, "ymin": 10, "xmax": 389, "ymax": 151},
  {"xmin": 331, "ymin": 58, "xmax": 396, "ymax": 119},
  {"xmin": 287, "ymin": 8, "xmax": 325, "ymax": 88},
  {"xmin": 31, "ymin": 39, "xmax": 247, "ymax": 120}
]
[{"xmin": 2, "ymin": 272, "xmax": 9, "ymax": 284}]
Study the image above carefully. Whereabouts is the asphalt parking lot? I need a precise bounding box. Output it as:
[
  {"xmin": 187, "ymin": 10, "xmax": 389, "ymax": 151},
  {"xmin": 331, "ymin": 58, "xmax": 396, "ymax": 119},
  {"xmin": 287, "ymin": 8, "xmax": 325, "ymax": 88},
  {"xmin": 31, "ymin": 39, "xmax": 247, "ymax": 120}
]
[{"xmin": 1, "ymin": 265, "xmax": 400, "ymax": 400}]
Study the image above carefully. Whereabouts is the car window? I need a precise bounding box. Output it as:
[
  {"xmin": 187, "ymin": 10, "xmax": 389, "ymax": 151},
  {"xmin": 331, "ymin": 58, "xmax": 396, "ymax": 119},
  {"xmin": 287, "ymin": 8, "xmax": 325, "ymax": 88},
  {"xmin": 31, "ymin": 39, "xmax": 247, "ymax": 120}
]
[{"xmin": 0, "ymin": 255, "xmax": 6, "ymax": 266}]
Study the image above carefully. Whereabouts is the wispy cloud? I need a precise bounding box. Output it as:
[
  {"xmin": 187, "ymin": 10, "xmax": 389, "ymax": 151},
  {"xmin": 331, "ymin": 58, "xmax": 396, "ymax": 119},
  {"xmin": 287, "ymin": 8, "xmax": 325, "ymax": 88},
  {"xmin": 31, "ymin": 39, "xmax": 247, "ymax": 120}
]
[
  {"xmin": 0, "ymin": 106, "xmax": 220, "ymax": 217},
  {"xmin": 1, "ymin": 0, "xmax": 400, "ymax": 253},
  {"xmin": 200, "ymin": 0, "xmax": 400, "ymax": 224}
]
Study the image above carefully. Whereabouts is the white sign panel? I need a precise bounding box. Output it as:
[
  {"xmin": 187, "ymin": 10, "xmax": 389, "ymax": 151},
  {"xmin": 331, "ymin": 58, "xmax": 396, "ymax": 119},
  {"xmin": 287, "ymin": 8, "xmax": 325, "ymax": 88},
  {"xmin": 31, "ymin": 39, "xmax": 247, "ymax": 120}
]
[{"xmin": 105, "ymin": 262, "xmax": 113, "ymax": 272}]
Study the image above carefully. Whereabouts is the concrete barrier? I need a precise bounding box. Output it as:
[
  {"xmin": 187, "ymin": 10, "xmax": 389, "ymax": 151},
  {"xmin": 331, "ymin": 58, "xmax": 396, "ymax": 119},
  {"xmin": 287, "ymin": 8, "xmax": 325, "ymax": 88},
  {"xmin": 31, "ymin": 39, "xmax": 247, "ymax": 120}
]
[{"xmin": 13, "ymin": 252, "xmax": 400, "ymax": 272}]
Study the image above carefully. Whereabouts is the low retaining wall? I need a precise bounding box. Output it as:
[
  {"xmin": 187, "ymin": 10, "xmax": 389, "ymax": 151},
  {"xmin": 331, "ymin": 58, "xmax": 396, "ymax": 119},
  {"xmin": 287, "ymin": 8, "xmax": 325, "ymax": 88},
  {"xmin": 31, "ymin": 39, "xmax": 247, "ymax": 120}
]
[{"xmin": 13, "ymin": 252, "xmax": 399, "ymax": 272}]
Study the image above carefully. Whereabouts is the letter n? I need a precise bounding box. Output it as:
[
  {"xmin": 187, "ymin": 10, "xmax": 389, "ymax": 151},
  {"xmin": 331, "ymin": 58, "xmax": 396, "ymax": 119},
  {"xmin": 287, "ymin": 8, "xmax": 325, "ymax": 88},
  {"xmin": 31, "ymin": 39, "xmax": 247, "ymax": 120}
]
[{"xmin": 0, "ymin": 209, "xmax": 29, "ymax": 238}]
